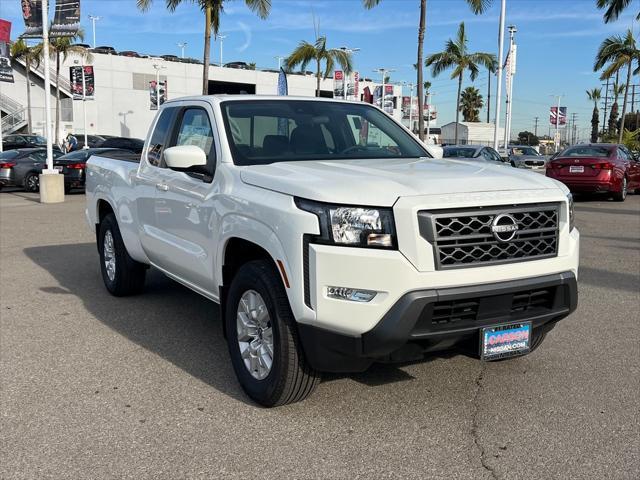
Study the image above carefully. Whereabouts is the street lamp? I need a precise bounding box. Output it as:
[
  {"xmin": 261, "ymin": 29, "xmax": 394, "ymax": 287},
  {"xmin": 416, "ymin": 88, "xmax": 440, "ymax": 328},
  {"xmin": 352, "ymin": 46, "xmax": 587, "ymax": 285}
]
[
  {"xmin": 373, "ymin": 67, "xmax": 395, "ymax": 111},
  {"xmin": 274, "ymin": 55, "xmax": 286, "ymax": 70},
  {"xmin": 217, "ymin": 34, "xmax": 228, "ymax": 67},
  {"xmin": 339, "ymin": 47, "xmax": 360, "ymax": 100},
  {"xmin": 88, "ymin": 15, "xmax": 101, "ymax": 49},
  {"xmin": 73, "ymin": 59, "xmax": 89, "ymax": 149},
  {"xmin": 403, "ymin": 81, "xmax": 415, "ymax": 134},
  {"xmin": 177, "ymin": 42, "xmax": 188, "ymax": 59}
]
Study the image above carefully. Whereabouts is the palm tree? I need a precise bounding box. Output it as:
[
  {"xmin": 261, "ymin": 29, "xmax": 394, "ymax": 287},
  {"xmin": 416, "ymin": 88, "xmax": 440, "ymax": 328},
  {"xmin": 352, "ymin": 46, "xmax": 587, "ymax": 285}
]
[
  {"xmin": 459, "ymin": 86, "xmax": 484, "ymax": 122},
  {"xmin": 10, "ymin": 40, "xmax": 42, "ymax": 134},
  {"xmin": 285, "ymin": 36, "xmax": 352, "ymax": 97},
  {"xmin": 426, "ymin": 22, "xmax": 496, "ymax": 144},
  {"xmin": 48, "ymin": 33, "xmax": 91, "ymax": 145},
  {"xmin": 607, "ymin": 84, "xmax": 625, "ymax": 136},
  {"xmin": 596, "ymin": 0, "xmax": 639, "ymax": 23},
  {"xmin": 594, "ymin": 29, "xmax": 639, "ymax": 142},
  {"xmin": 137, "ymin": 1, "xmax": 271, "ymax": 96},
  {"xmin": 363, "ymin": 0, "xmax": 492, "ymax": 141},
  {"xmin": 586, "ymin": 88, "xmax": 602, "ymax": 143}
]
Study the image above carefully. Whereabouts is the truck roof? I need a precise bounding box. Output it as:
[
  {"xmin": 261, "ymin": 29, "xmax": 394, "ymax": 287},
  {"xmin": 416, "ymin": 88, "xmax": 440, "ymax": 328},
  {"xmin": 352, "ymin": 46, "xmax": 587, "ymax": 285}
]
[{"xmin": 164, "ymin": 94, "xmax": 365, "ymax": 106}]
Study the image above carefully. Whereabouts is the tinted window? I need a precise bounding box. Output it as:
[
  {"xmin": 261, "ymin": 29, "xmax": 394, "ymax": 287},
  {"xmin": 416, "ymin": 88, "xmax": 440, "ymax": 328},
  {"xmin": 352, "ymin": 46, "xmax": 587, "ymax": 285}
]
[
  {"xmin": 61, "ymin": 151, "xmax": 89, "ymax": 160},
  {"xmin": 147, "ymin": 108, "xmax": 176, "ymax": 166},
  {"xmin": 511, "ymin": 147, "xmax": 539, "ymax": 156},
  {"xmin": 221, "ymin": 100, "xmax": 428, "ymax": 166},
  {"xmin": 562, "ymin": 146, "xmax": 613, "ymax": 158},
  {"xmin": 443, "ymin": 147, "xmax": 478, "ymax": 158},
  {"xmin": 174, "ymin": 108, "xmax": 214, "ymax": 156}
]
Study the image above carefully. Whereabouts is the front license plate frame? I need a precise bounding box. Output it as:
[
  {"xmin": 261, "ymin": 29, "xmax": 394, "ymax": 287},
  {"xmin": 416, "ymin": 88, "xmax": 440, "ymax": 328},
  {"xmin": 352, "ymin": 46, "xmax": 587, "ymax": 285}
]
[
  {"xmin": 569, "ymin": 165, "xmax": 584, "ymax": 173},
  {"xmin": 54, "ymin": 166, "xmax": 64, "ymax": 172},
  {"xmin": 480, "ymin": 322, "xmax": 531, "ymax": 361}
]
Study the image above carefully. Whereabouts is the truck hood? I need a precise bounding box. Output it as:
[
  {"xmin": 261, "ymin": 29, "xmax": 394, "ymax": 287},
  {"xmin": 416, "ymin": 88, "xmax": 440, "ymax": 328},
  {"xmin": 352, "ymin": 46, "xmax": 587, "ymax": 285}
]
[{"xmin": 240, "ymin": 157, "xmax": 559, "ymax": 206}]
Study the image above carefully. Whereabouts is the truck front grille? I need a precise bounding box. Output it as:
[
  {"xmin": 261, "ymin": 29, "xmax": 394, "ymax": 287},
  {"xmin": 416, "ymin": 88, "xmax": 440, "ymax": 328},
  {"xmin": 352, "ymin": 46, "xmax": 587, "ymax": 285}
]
[{"xmin": 418, "ymin": 204, "xmax": 560, "ymax": 269}]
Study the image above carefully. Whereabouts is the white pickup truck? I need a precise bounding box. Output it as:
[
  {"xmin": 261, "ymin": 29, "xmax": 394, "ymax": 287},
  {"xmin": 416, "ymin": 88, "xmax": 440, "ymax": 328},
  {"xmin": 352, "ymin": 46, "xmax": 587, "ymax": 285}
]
[{"xmin": 86, "ymin": 96, "xmax": 579, "ymax": 407}]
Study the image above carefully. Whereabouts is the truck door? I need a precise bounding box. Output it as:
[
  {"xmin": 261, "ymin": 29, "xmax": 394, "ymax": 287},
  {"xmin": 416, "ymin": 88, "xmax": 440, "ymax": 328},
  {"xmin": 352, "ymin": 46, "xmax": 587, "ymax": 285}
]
[{"xmin": 151, "ymin": 103, "xmax": 220, "ymax": 294}]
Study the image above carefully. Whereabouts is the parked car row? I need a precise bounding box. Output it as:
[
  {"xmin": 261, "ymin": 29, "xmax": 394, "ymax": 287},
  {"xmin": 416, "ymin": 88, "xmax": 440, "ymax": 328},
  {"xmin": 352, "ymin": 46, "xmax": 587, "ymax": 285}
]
[
  {"xmin": 442, "ymin": 144, "xmax": 551, "ymax": 171},
  {"xmin": 2, "ymin": 134, "xmax": 142, "ymax": 154}
]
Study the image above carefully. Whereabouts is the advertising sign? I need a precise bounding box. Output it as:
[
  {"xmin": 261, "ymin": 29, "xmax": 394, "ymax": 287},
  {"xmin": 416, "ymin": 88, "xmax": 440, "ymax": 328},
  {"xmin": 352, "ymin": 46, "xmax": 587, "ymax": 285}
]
[
  {"xmin": 351, "ymin": 71, "xmax": 359, "ymax": 101},
  {"xmin": 70, "ymin": 65, "xmax": 95, "ymax": 99},
  {"xmin": 333, "ymin": 70, "xmax": 344, "ymax": 99},
  {"xmin": 20, "ymin": 0, "xmax": 43, "ymax": 38},
  {"xmin": 277, "ymin": 67, "xmax": 288, "ymax": 96},
  {"xmin": 375, "ymin": 85, "xmax": 394, "ymax": 114},
  {"xmin": 150, "ymin": 80, "xmax": 167, "ymax": 110},
  {"xmin": 0, "ymin": 19, "xmax": 13, "ymax": 83},
  {"xmin": 51, "ymin": 0, "xmax": 81, "ymax": 38},
  {"xmin": 550, "ymin": 106, "xmax": 567, "ymax": 126},
  {"xmin": 83, "ymin": 65, "xmax": 94, "ymax": 99}
]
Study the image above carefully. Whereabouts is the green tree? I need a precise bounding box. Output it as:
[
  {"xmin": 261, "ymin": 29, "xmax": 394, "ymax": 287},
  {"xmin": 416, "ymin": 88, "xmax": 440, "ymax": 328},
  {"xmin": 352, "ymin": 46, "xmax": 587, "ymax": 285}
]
[
  {"xmin": 137, "ymin": 0, "xmax": 271, "ymax": 95},
  {"xmin": 48, "ymin": 33, "xmax": 91, "ymax": 144},
  {"xmin": 594, "ymin": 29, "xmax": 639, "ymax": 143},
  {"xmin": 586, "ymin": 88, "xmax": 601, "ymax": 143},
  {"xmin": 285, "ymin": 36, "xmax": 352, "ymax": 97},
  {"xmin": 517, "ymin": 131, "xmax": 539, "ymax": 146},
  {"xmin": 596, "ymin": 0, "xmax": 639, "ymax": 23},
  {"xmin": 364, "ymin": 0, "xmax": 492, "ymax": 141},
  {"xmin": 459, "ymin": 86, "xmax": 483, "ymax": 122},
  {"xmin": 425, "ymin": 22, "xmax": 496, "ymax": 144},
  {"xmin": 10, "ymin": 39, "xmax": 42, "ymax": 134}
]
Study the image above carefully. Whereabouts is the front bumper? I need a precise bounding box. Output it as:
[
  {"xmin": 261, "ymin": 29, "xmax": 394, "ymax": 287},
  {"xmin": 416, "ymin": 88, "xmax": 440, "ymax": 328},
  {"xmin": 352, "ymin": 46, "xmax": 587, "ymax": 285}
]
[{"xmin": 299, "ymin": 271, "xmax": 577, "ymax": 372}]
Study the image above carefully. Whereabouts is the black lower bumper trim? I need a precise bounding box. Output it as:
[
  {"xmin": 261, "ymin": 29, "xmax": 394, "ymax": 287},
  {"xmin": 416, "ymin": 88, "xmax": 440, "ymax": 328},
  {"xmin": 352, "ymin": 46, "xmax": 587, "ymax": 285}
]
[{"xmin": 298, "ymin": 272, "xmax": 577, "ymax": 373}]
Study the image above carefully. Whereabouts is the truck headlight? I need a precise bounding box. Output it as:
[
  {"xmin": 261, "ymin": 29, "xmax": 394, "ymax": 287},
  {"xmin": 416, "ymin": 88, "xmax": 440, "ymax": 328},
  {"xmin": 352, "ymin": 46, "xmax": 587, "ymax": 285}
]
[
  {"xmin": 296, "ymin": 198, "xmax": 397, "ymax": 249},
  {"xmin": 567, "ymin": 193, "xmax": 575, "ymax": 231}
]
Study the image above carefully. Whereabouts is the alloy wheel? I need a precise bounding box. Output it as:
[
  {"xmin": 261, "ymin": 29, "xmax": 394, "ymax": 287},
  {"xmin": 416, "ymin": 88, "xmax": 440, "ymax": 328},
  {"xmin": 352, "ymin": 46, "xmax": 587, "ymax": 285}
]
[
  {"xmin": 236, "ymin": 289, "xmax": 273, "ymax": 380},
  {"xmin": 103, "ymin": 230, "xmax": 116, "ymax": 282}
]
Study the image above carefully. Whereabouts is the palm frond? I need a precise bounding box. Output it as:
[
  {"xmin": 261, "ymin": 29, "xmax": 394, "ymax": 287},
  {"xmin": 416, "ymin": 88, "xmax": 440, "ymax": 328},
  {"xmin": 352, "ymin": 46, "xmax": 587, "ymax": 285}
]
[
  {"xmin": 362, "ymin": 0, "xmax": 382, "ymax": 9},
  {"xmin": 245, "ymin": 0, "xmax": 271, "ymax": 19},
  {"xmin": 285, "ymin": 41, "xmax": 317, "ymax": 72},
  {"xmin": 596, "ymin": 0, "xmax": 634, "ymax": 24},
  {"xmin": 466, "ymin": 0, "xmax": 493, "ymax": 15},
  {"xmin": 329, "ymin": 48, "xmax": 353, "ymax": 74}
]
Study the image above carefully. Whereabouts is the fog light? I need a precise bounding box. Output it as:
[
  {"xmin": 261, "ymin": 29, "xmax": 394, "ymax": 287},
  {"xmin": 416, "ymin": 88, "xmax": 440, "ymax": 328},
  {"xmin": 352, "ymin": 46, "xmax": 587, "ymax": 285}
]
[
  {"xmin": 367, "ymin": 233, "xmax": 393, "ymax": 247},
  {"xmin": 327, "ymin": 286, "xmax": 377, "ymax": 303}
]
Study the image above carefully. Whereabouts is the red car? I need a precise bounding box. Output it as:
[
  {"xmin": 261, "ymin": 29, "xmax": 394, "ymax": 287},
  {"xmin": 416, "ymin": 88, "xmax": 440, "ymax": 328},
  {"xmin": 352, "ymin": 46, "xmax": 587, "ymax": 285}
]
[{"xmin": 546, "ymin": 144, "xmax": 640, "ymax": 201}]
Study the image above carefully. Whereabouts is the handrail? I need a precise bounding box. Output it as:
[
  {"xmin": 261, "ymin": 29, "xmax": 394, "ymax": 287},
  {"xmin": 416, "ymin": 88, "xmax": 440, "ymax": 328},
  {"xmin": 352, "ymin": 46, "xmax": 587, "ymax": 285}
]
[
  {"xmin": 0, "ymin": 92, "xmax": 24, "ymax": 114},
  {"xmin": 14, "ymin": 57, "xmax": 71, "ymax": 93},
  {"xmin": 1, "ymin": 108, "xmax": 27, "ymax": 134}
]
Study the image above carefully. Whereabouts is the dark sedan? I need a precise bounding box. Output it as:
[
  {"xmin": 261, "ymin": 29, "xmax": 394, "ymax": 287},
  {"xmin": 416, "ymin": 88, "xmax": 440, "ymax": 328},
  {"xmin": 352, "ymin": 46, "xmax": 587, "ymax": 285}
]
[
  {"xmin": 0, "ymin": 148, "xmax": 64, "ymax": 192},
  {"xmin": 99, "ymin": 137, "xmax": 145, "ymax": 154},
  {"xmin": 2, "ymin": 134, "xmax": 47, "ymax": 151},
  {"xmin": 52, "ymin": 148, "xmax": 123, "ymax": 193},
  {"xmin": 76, "ymin": 134, "xmax": 106, "ymax": 150}
]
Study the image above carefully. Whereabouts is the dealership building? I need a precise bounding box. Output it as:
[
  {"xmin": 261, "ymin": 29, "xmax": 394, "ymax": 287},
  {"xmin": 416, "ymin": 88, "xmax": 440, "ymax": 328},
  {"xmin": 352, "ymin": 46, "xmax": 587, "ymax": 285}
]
[{"xmin": 1, "ymin": 51, "xmax": 408, "ymax": 142}]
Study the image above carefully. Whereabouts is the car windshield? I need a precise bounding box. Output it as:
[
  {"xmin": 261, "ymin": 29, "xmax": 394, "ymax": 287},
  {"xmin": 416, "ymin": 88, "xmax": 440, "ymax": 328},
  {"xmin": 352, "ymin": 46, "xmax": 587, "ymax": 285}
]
[
  {"xmin": 511, "ymin": 147, "xmax": 539, "ymax": 156},
  {"xmin": 562, "ymin": 146, "xmax": 612, "ymax": 158},
  {"xmin": 443, "ymin": 147, "xmax": 478, "ymax": 158},
  {"xmin": 221, "ymin": 100, "xmax": 429, "ymax": 165}
]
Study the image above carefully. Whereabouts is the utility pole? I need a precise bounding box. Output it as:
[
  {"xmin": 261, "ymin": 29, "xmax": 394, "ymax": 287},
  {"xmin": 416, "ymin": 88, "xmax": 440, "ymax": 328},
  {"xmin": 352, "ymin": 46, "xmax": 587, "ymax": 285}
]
[
  {"xmin": 550, "ymin": 94, "xmax": 563, "ymax": 152},
  {"xmin": 177, "ymin": 42, "xmax": 188, "ymax": 59},
  {"xmin": 534, "ymin": 116, "xmax": 539, "ymax": 137},
  {"xmin": 373, "ymin": 68, "xmax": 395, "ymax": 112},
  {"xmin": 88, "ymin": 15, "xmax": 101, "ymax": 49},
  {"xmin": 503, "ymin": 25, "xmax": 517, "ymax": 149},
  {"xmin": 426, "ymin": 91, "xmax": 435, "ymax": 143},
  {"xmin": 493, "ymin": 0, "xmax": 507, "ymax": 150},
  {"xmin": 486, "ymin": 67, "xmax": 492, "ymax": 123},
  {"xmin": 218, "ymin": 34, "xmax": 227, "ymax": 67},
  {"xmin": 570, "ymin": 113, "xmax": 578, "ymax": 145}
]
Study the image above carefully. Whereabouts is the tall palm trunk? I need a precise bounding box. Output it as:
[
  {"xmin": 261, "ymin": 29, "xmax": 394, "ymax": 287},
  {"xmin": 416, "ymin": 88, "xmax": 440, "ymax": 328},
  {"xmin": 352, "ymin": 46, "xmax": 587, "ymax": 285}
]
[
  {"xmin": 454, "ymin": 74, "xmax": 462, "ymax": 144},
  {"xmin": 618, "ymin": 60, "xmax": 632, "ymax": 143},
  {"xmin": 55, "ymin": 52, "xmax": 61, "ymax": 145},
  {"xmin": 416, "ymin": 0, "xmax": 426, "ymax": 141},
  {"xmin": 316, "ymin": 58, "xmax": 321, "ymax": 97},
  {"xmin": 25, "ymin": 58, "xmax": 33, "ymax": 133},
  {"xmin": 591, "ymin": 105, "xmax": 599, "ymax": 143},
  {"xmin": 486, "ymin": 69, "xmax": 491, "ymax": 123},
  {"xmin": 202, "ymin": 6, "xmax": 212, "ymax": 95}
]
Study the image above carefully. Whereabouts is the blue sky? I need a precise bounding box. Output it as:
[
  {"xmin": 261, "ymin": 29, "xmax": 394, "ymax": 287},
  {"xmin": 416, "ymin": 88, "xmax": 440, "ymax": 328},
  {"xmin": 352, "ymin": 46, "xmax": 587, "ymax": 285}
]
[{"xmin": 1, "ymin": 0, "xmax": 638, "ymax": 137}]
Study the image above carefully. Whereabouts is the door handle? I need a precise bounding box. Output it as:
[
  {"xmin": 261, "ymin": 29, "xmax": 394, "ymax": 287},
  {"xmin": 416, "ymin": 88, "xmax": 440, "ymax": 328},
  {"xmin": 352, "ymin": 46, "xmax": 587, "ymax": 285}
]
[{"xmin": 156, "ymin": 183, "xmax": 169, "ymax": 192}]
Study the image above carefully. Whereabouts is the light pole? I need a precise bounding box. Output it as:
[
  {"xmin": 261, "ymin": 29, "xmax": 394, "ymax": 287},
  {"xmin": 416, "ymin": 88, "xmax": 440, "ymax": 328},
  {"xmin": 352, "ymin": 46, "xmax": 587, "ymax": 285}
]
[
  {"xmin": 403, "ymin": 82, "xmax": 415, "ymax": 133},
  {"xmin": 153, "ymin": 64, "xmax": 167, "ymax": 108},
  {"xmin": 218, "ymin": 34, "xmax": 227, "ymax": 67},
  {"xmin": 550, "ymin": 94, "xmax": 564, "ymax": 152},
  {"xmin": 88, "ymin": 15, "xmax": 101, "ymax": 49},
  {"xmin": 339, "ymin": 47, "xmax": 360, "ymax": 100},
  {"xmin": 493, "ymin": 0, "xmax": 507, "ymax": 151},
  {"xmin": 177, "ymin": 42, "xmax": 188, "ymax": 59},
  {"xmin": 373, "ymin": 68, "xmax": 395, "ymax": 112},
  {"xmin": 275, "ymin": 56, "xmax": 286, "ymax": 70},
  {"xmin": 503, "ymin": 25, "xmax": 517, "ymax": 149}
]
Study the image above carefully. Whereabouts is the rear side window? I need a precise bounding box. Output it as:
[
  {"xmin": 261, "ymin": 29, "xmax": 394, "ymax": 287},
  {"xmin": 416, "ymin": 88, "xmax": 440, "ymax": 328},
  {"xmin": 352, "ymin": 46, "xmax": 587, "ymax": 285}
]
[
  {"xmin": 147, "ymin": 108, "xmax": 176, "ymax": 167},
  {"xmin": 563, "ymin": 146, "xmax": 612, "ymax": 158}
]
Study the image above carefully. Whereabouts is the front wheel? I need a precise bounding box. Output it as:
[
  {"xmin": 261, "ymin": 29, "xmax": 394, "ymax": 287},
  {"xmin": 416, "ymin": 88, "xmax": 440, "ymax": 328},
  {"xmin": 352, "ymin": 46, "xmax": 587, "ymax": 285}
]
[
  {"xmin": 225, "ymin": 260, "xmax": 320, "ymax": 407},
  {"xmin": 98, "ymin": 213, "xmax": 147, "ymax": 296},
  {"xmin": 23, "ymin": 172, "xmax": 39, "ymax": 192}
]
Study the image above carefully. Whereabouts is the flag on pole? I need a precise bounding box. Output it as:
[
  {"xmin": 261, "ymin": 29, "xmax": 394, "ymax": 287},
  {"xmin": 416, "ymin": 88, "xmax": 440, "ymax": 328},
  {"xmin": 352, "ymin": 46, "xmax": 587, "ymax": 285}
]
[
  {"xmin": 0, "ymin": 19, "xmax": 14, "ymax": 83},
  {"xmin": 277, "ymin": 67, "xmax": 288, "ymax": 96},
  {"xmin": 51, "ymin": 0, "xmax": 81, "ymax": 38},
  {"xmin": 550, "ymin": 106, "xmax": 567, "ymax": 126},
  {"xmin": 20, "ymin": 0, "xmax": 44, "ymax": 38}
]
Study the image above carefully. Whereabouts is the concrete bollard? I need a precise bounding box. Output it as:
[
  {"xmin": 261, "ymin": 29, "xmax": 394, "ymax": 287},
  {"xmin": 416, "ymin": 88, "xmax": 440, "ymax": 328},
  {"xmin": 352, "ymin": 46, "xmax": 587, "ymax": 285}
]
[{"xmin": 39, "ymin": 172, "xmax": 65, "ymax": 204}]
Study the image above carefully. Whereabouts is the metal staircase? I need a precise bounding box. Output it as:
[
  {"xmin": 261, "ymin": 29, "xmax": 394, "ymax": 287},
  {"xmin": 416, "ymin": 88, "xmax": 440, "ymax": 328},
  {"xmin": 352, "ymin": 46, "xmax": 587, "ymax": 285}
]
[
  {"xmin": 15, "ymin": 58, "xmax": 72, "ymax": 96},
  {"xmin": 1, "ymin": 93, "xmax": 28, "ymax": 135}
]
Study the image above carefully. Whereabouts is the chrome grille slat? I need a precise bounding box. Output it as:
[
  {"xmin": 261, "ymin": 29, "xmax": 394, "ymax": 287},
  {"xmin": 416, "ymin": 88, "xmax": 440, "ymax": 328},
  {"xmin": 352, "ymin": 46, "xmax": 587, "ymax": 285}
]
[{"xmin": 418, "ymin": 204, "xmax": 560, "ymax": 269}]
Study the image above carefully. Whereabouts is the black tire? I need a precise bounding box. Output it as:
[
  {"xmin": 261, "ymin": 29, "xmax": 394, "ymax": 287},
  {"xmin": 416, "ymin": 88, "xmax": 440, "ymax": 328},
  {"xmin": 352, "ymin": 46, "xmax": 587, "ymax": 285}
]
[
  {"xmin": 23, "ymin": 172, "xmax": 39, "ymax": 192},
  {"xmin": 225, "ymin": 260, "xmax": 320, "ymax": 407},
  {"xmin": 98, "ymin": 213, "xmax": 146, "ymax": 296},
  {"xmin": 64, "ymin": 185, "xmax": 72, "ymax": 194},
  {"xmin": 529, "ymin": 330, "xmax": 547, "ymax": 353},
  {"xmin": 612, "ymin": 176, "xmax": 627, "ymax": 202}
]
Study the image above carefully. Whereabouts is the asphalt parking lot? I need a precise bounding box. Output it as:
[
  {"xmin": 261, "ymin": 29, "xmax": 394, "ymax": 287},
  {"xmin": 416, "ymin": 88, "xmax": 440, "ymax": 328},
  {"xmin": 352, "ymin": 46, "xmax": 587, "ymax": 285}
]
[{"xmin": 1, "ymin": 190, "xmax": 638, "ymax": 479}]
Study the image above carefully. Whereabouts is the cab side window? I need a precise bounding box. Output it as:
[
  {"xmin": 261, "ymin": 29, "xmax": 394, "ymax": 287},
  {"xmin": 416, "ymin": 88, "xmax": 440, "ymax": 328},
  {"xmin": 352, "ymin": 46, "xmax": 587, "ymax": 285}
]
[
  {"xmin": 147, "ymin": 108, "xmax": 176, "ymax": 167},
  {"xmin": 170, "ymin": 107, "xmax": 216, "ymax": 180}
]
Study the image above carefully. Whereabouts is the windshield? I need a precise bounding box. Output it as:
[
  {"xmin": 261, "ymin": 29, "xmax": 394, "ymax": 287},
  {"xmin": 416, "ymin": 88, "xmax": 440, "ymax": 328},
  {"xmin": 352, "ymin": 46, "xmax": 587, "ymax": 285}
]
[
  {"xmin": 221, "ymin": 100, "xmax": 429, "ymax": 166},
  {"xmin": 443, "ymin": 147, "xmax": 478, "ymax": 158},
  {"xmin": 562, "ymin": 146, "xmax": 613, "ymax": 158},
  {"xmin": 511, "ymin": 146, "xmax": 539, "ymax": 156}
]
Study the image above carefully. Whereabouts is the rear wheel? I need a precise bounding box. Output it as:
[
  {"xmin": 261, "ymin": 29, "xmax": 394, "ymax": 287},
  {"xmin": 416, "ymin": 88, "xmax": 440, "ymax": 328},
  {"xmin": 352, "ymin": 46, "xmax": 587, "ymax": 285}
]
[
  {"xmin": 24, "ymin": 172, "xmax": 39, "ymax": 192},
  {"xmin": 612, "ymin": 176, "xmax": 627, "ymax": 202},
  {"xmin": 225, "ymin": 260, "xmax": 320, "ymax": 407},
  {"xmin": 98, "ymin": 213, "xmax": 146, "ymax": 296}
]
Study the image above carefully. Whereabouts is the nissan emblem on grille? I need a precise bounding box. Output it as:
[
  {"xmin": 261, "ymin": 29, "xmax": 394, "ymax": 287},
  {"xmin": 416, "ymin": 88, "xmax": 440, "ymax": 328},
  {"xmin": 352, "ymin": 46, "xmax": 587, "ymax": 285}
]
[{"xmin": 491, "ymin": 214, "xmax": 519, "ymax": 242}]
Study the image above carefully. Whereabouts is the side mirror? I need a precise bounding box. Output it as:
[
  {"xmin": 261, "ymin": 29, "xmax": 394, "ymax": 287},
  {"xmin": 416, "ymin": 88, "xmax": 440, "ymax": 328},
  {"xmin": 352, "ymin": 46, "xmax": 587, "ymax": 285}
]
[{"xmin": 164, "ymin": 145, "xmax": 207, "ymax": 170}]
